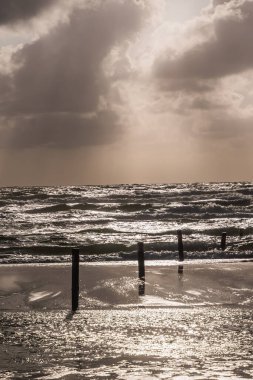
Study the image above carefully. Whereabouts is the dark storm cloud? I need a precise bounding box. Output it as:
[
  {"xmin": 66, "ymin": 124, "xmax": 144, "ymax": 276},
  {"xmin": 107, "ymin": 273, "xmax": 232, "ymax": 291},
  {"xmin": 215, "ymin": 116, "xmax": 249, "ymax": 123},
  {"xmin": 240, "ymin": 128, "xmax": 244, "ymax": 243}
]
[
  {"xmin": 0, "ymin": 0, "xmax": 57, "ymax": 25},
  {"xmin": 0, "ymin": 111, "xmax": 119, "ymax": 148},
  {"xmin": 0, "ymin": 0, "xmax": 145, "ymax": 148},
  {"xmin": 154, "ymin": 0, "xmax": 253, "ymax": 91}
]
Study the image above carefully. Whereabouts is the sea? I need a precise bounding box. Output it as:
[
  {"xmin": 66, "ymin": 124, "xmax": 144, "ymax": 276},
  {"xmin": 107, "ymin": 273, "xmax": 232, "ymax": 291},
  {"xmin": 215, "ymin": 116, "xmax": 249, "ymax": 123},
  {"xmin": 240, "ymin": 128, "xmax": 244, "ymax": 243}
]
[
  {"xmin": 0, "ymin": 182, "xmax": 252, "ymax": 264},
  {"xmin": 1, "ymin": 182, "xmax": 253, "ymax": 380}
]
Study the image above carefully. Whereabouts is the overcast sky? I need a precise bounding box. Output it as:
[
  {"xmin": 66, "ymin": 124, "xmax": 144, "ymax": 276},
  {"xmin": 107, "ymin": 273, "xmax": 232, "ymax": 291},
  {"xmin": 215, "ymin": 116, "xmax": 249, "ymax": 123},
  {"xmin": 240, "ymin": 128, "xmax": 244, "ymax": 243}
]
[{"xmin": 0, "ymin": 0, "xmax": 252, "ymax": 185}]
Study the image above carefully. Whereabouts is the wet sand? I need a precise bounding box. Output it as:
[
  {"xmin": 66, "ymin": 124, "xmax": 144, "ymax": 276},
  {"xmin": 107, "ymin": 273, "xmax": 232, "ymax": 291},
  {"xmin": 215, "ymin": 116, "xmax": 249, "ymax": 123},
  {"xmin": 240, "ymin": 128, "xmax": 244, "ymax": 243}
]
[
  {"xmin": 0, "ymin": 261, "xmax": 252, "ymax": 379},
  {"xmin": 0, "ymin": 261, "xmax": 252, "ymax": 310}
]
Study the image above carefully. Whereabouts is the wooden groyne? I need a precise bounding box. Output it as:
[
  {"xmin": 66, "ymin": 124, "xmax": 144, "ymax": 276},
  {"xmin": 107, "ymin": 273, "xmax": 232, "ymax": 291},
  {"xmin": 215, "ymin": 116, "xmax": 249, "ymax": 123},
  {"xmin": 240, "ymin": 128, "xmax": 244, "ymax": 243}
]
[{"xmin": 70, "ymin": 229, "xmax": 245, "ymax": 311}]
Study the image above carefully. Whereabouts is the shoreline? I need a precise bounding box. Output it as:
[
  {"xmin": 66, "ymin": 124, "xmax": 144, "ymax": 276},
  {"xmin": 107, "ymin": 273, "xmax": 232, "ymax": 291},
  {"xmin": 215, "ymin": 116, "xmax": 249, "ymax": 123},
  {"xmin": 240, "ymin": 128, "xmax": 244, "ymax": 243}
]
[
  {"xmin": 0, "ymin": 261, "xmax": 252, "ymax": 311},
  {"xmin": 1, "ymin": 260, "xmax": 252, "ymax": 379},
  {"xmin": 0, "ymin": 256, "xmax": 252, "ymax": 266}
]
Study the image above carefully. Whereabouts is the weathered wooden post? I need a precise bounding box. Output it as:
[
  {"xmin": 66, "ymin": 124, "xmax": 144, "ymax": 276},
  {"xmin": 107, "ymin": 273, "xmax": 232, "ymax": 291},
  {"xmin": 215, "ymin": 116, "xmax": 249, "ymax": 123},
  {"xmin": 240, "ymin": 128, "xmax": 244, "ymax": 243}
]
[
  {"xmin": 72, "ymin": 248, "xmax": 79, "ymax": 312},
  {"xmin": 137, "ymin": 242, "xmax": 145, "ymax": 280},
  {"xmin": 138, "ymin": 280, "xmax": 145, "ymax": 296},
  {"xmin": 221, "ymin": 232, "xmax": 227, "ymax": 251},
  {"xmin": 177, "ymin": 230, "xmax": 184, "ymax": 262}
]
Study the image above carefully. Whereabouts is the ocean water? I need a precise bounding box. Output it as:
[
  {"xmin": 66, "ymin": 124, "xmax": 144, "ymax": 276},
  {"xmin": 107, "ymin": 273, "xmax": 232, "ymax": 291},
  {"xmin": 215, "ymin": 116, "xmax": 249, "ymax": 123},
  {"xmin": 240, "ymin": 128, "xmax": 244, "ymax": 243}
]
[
  {"xmin": 0, "ymin": 182, "xmax": 252, "ymax": 263},
  {"xmin": 1, "ymin": 181, "xmax": 253, "ymax": 379}
]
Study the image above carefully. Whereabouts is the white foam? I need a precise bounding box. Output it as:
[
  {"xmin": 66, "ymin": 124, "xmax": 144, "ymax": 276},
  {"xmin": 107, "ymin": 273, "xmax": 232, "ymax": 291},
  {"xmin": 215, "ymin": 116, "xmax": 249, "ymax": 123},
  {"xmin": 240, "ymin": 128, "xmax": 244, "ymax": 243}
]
[
  {"xmin": 29, "ymin": 291, "xmax": 53, "ymax": 302},
  {"xmin": 141, "ymin": 295, "xmax": 185, "ymax": 306},
  {"xmin": 39, "ymin": 369, "xmax": 79, "ymax": 379},
  {"xmin": 186, "ymin": 290, "xmax": 202, "ymax": 296},
  {"xmin": 51, "ymin": 291, "xmax": 61, "ymax": 298}
]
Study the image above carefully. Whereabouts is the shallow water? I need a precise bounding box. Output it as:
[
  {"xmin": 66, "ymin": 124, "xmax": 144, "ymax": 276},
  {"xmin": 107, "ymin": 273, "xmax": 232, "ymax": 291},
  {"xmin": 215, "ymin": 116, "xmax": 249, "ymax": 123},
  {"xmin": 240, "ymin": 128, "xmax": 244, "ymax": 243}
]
[
  {"xmin": 0, "ymin": 262, "xmax": 252, "ymax": 379},
  {"xmin": 0, "ymin": 307, "xmax": 252, "ymax": 379}
]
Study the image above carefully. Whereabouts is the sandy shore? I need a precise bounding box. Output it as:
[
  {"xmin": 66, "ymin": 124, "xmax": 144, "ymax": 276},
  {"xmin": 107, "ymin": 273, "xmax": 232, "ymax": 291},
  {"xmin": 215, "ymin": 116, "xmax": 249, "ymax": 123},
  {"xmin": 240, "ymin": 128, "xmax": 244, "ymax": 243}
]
[
  {"xmin": 0, "ymin": 261, "xmax": 253, "ymax": 379},
  {"xmin": 0, "ymin": 261, "xmax": 252, "ymax": 311}
]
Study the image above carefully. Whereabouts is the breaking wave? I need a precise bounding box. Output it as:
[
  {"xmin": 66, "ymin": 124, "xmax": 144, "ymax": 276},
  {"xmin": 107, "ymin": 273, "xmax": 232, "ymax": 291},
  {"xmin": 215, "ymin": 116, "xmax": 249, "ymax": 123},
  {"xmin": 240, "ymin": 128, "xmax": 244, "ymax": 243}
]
[{"xmin": 0, "ymin": 182, "xmax": 252, "ymax": 263}]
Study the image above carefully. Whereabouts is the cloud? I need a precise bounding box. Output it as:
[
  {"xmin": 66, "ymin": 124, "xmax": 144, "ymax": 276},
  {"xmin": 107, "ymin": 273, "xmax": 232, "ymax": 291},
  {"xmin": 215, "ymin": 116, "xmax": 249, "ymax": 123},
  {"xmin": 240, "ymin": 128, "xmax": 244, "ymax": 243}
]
[
  {"xmin": 193, "ymin": 115, "xmax": 253, "ymax": 141},
  {"xmin": 0, "ymin": 111, "xmax": 119, "ymax": 148},
  {"xmin": 0, "ymin": 0, "xmax": 58, "ymax": 25},
  {"xmin": 154, "ymin": 0, "xmax": 253, "ymax": 89},
  {"xmin": 0, "ymin": 0, "xmax": 146, "ymax": 149},
  {"xmin": 146, "ymin": 0, "xmax": 253, "ymax": 146},
  {"xmin": 212, "ymin": 0, "xmax": 232, "ymax": 7}
]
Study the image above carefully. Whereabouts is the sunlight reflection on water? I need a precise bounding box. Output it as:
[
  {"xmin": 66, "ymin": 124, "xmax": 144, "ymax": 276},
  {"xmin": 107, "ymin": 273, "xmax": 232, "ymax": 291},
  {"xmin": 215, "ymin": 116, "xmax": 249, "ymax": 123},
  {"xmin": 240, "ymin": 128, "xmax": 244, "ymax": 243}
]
[{"xmin": 0, "ymin": 307, "xmax": 252, "ymax": 379}]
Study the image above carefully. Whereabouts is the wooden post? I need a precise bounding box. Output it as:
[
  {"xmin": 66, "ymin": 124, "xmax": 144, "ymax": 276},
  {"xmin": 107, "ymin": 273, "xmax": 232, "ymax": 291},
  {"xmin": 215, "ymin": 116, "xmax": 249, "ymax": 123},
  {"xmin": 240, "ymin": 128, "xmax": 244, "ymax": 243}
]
[
  {"xmin": 72, "ymin": 248, "xmax": 79, "ymax": 312},
  {"xmin": 137, "ymin": 242, "xmax": 145, "ymax": 280},
  {"xmin": 221, "ymin": 232, "xmax": 226, "ymax": 251},
  {"xmin": 177, "ymin": 230, "xmax": 184, "ymax": 262},
  {"xmin": 138, "ymin": 281, "xmax": 145, "ymax": 296}
]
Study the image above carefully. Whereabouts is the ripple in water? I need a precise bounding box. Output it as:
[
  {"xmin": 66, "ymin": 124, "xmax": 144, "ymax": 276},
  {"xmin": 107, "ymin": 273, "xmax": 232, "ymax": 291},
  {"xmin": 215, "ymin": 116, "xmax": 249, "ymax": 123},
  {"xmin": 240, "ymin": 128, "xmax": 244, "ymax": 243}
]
[{"xmin": 0, "ymin": 182, "xmax": 253, "ymax": 263}]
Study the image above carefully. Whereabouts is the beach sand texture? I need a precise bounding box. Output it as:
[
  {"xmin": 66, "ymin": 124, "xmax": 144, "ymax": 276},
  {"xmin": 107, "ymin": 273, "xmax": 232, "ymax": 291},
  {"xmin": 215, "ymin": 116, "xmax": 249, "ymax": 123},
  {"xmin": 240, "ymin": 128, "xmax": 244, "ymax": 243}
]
[{"xmin": 0, "ymin": 262, "xmax": 252, "ymax": 379}]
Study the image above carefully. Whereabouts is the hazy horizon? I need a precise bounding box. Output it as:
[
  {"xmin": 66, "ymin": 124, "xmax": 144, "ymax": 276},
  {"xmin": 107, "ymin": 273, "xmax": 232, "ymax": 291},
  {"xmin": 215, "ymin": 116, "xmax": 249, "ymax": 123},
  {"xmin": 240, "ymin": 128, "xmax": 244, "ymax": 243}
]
[{"xmin": 0, "ymin": 179, "xmax": 252, "ymax": 188}]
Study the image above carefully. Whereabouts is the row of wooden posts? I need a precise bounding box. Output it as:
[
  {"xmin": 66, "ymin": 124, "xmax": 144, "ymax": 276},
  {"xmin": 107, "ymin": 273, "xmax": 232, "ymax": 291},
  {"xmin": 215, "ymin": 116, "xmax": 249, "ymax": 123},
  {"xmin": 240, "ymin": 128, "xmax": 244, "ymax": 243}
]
[{"xmin": 71, "ymin": 230, "xmax": 228, "ymax": 311}]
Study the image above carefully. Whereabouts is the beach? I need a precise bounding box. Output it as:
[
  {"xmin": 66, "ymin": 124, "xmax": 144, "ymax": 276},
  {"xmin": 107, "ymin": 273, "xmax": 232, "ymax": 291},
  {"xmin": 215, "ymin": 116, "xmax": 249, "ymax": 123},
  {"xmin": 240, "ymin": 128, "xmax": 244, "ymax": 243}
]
[
  {"xmin": 0, "ymin": 261, "xmax": 252, "ymax": 379},
  {"xmin": 1, "ymin": 0, "xmax": 253, "ymax": 376}
]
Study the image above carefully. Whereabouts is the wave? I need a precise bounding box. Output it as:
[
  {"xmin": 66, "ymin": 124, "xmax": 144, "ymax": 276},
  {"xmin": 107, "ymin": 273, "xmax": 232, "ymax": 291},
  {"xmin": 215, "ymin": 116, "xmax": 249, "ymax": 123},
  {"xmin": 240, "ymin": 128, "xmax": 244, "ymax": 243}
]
[
  {"xmin": 1, "ymin": 236, "xmax": 252, "ymax": 256},
  {"xmin": 1, "ymin": 248, "xmax": 253, "ymax": 264},
  {"xmin": 72, "ymin": 203, "xmax": 100, "ymax": 211},
  {"xmin": 119, "ymin": 203, "xmax": 153, "ymax": 212},
  {"xmin": 77, "ymin": 227, "xmax": 119, "ymax": 234},
  {"xmin": 0, "ymin": 235, "xmax": 18, "ymax": 242},
  {"xmin": 26, "ymin": 202, "xmax": 100, "ymax": 214},
  {"xmin": 1, "ymin": 182, "xmax": 252, "ymax": 264},
  {"xmin": 0, "ymin": 201, "xmax": 9, "ymax": 207},
  {"xmin": 238, "ymin": 188, "xmax": 253, "ymax": 195},
  {"xmin": 26, "ymin": 204, "xmax": 71, "ymax": 213},
  {"xmin": 192, "ymin": 198, "xmax": 251, "ymax": 207}
]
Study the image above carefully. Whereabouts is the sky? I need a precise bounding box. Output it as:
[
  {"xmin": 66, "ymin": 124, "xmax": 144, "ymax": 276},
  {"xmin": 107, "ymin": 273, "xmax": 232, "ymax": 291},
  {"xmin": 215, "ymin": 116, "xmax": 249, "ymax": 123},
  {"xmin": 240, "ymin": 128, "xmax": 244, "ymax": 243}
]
[{"xmin": 0, "ymin": 0, "xmax": 252, "ymax": 186}]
